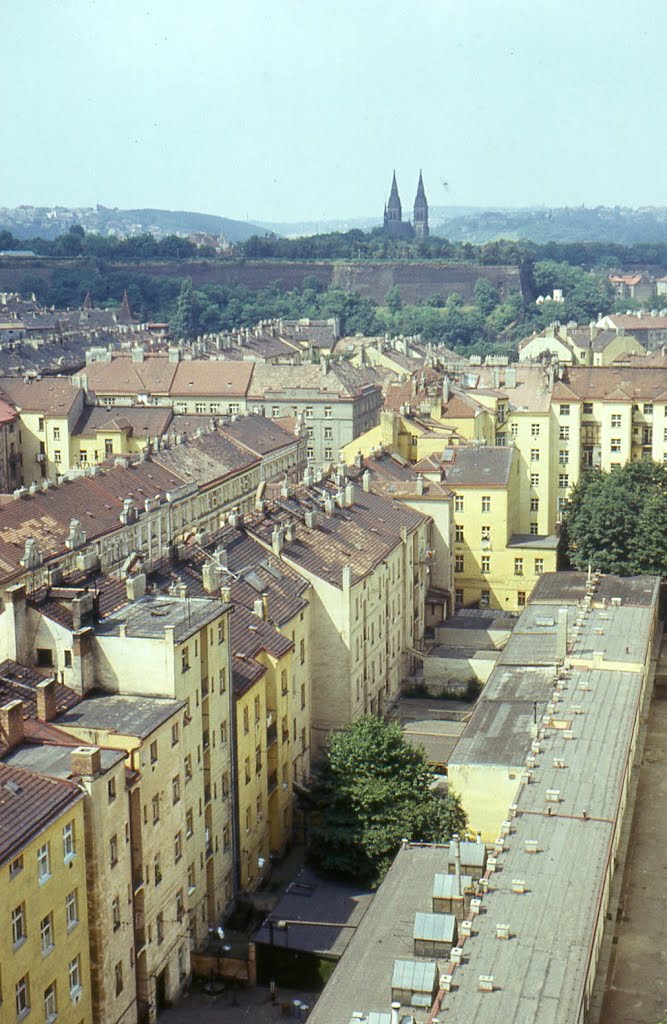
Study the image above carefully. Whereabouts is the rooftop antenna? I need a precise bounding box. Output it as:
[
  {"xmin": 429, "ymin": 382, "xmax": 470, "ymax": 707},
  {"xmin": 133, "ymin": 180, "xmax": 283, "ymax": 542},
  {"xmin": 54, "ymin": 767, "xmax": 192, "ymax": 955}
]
[{"xmin": 587, "ymin": 561, "xmax": 592, "ymax": 583}]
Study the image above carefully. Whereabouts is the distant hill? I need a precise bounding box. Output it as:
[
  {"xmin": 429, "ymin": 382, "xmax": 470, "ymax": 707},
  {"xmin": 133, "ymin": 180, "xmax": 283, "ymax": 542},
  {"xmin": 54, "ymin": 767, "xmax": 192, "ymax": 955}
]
[
  {"xmin": 0, "ymin": 205, "xmax": 266, "ymax": 243},
  {"xmin": 428, "ymin": 206, "xmax": 667, "ymax": 245}
]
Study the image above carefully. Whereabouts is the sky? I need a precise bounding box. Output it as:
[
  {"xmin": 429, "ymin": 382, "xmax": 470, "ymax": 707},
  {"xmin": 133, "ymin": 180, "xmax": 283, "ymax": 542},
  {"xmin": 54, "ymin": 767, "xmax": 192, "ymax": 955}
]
[{"xmin": 4, "ymin": 0, "xmax": 667, "ymax": 223}]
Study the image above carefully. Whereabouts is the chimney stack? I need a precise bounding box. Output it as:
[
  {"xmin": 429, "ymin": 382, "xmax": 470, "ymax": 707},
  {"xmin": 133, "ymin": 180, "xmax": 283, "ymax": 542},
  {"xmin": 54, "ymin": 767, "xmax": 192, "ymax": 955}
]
[
  {"xmin": 70, "ymin": 746, "xmax": 102, "ymax": 778},
  {"xmin": 452, "ymin": 832, "xmax": 462, "ymax": 896},
  {"xmin": 36, "ymin": 679, "xmax": 57, "ymax": 723},
  {"xmin": 557, "ymin": 607, "xmax": 568, "ymax": 661},
  {"xmin": 0, "ymin": 699, "xmax": 24, "ymax": 750}
]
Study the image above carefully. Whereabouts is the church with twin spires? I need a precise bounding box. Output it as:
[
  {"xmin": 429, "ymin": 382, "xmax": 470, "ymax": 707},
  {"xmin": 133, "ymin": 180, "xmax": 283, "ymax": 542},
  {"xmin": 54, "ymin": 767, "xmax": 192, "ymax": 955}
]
[{"xmin": 383, "ymin": 170, "xmax": 429, "ymax": 239}]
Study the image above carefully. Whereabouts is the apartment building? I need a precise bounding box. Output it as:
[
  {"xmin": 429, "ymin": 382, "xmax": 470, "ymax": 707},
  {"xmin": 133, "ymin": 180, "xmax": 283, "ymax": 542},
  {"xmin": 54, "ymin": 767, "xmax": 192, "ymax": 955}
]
[
  {"xmin": 518, "ymin": 321, "xmax": 644, "ymax": 366},
  {"xmin": 0, "ymin": 752, "xmax": 93, "ymax": 1024},
  {"xmin": 0, "ymin": 376, "xmax": 86, "ymax": 484},
  {"xmin": 0, "ymin": 416, "xmax": 305, "ymax": 593},
  {"xmin": 242, "ymin": 471, "xmax": 432, "ymax": 754}
]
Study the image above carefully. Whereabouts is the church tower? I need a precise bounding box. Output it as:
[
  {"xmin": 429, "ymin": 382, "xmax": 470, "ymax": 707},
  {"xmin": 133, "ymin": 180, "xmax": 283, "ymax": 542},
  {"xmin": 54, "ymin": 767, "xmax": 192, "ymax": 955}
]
[
  {"xmin": 413, "ymin": 170, "xmax": 429, "ymax": 239},
  {"xmin": 384, "ymin": 171, "xmax": 403, "ymax": 227}
]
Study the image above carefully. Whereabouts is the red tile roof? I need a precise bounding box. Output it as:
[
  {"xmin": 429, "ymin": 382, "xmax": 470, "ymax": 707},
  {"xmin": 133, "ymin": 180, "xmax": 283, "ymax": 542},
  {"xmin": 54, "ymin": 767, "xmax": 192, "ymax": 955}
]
[{"xmin": 0, "ymin": 762, "xmax": 83, "ymax": 867}]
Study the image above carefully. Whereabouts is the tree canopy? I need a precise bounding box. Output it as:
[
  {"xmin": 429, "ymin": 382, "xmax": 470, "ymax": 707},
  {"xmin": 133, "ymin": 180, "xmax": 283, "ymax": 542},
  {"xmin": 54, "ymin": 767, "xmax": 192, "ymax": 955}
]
[
  {"xmin": 561, "ymin": 461, "xmax": 667, "ymax": 577},
  {"xmin": 307, "ymin": 715, "xmax": 466, "ymax": 887}
]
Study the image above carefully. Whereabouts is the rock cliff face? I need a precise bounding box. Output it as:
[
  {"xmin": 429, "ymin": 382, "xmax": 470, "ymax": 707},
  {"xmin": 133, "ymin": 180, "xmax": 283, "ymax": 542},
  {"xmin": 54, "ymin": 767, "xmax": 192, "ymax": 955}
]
[{"xmin": 0, "ymin": 256, "xmax": 521, "ymax": 303}]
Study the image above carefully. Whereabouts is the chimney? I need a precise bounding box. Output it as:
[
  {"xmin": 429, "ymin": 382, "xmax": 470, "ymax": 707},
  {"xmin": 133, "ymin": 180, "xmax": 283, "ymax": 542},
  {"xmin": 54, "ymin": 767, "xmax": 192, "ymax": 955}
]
[
  {"xmin": 253, "ymin": 598, "xmax": 265, "ymax": 620},
  {"xmin": 557, "ymin": 607, "xmax": 568, "ymax": 661},
  {"xmin": 202, "ymin": 562, "xmax": 223, "ymax": 594},
  {"xmin": 272, "ymin": 527, "xmax": 284, "ymax": 556},
  {"xmin": 3, "ymin": 584, "xmax": 28, "ymax": 663},
  {"xmin": 0, "ymin": 699, "xmax": 24, "ymax": 750},
  {"xmin": 221, "ymin": 585, "xmax": 232, "ymax": 604},
  {"xmin": 391, "ymin": 1004, "xmax": 401, "ymax": 1024},
  {"xmin": 285, "ymin": 521, "xmax": 297, "ymax": 543},
  {"xmin": 342, "ymin": 565, "xmax": 352, "ymax": 591},
  {"xmin": 304, "ymin": 510, "xmax": 318, "ymax": 529},
  {"xmin": 354, "ymin": 452, "xmax": 364, "ymax": 469},
  {"xmin": 452, "ymin": 832, "xmax": 462, "ymax": 896},
  {"xmin": 416, "ymin": 476, "xmax": 425, "ymax": 495},
  {"xmin": 442, "ymin": 377, "xmax": 450, "ymax": 404},
  {"xmin": 362, "ymin": 470, "xmax": 371, "ymax": 492},
  {"xmin": 125, "ymin": 573, "xmax": 146, "ymax": 601},
  {"xmin": 345, "ymin": 482, "xmax": 355, "ymax": 507},
  {"xmin": 36, "ymin": 679, "xmax": 57, "ymax": 723},
  {"xmin": 70, "ymin": 746, "xmax": 102, "ymax": 778}
]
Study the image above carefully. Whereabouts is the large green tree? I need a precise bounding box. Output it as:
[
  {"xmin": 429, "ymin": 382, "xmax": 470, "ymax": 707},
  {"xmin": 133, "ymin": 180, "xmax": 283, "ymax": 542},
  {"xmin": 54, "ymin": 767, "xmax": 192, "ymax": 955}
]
[
  {"xmin": 307, "ymin": 715, "xmax": 466, "ymax": 887},
  {"xmin": 562, "ymin": 461, "xmax": 667, "ymax": 576}
]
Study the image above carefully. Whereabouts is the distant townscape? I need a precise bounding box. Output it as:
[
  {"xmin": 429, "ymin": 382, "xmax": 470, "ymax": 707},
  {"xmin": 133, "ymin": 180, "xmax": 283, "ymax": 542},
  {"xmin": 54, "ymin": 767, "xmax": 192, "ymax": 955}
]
[{"xmin": 0, "ymin": 198, "xmax": 666, "ymax": 1024}]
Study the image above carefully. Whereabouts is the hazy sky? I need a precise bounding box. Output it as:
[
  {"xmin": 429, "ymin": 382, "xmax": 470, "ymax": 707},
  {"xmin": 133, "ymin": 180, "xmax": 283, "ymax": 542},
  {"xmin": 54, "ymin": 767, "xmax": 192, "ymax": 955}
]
[{"xmin": 5, "ymin": 0, "xmax": 666, "ymax": 222}]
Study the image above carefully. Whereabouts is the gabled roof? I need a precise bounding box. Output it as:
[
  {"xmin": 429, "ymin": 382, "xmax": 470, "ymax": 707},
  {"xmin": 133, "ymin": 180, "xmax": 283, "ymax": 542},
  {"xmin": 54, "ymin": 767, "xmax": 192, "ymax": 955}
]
[
  {"xmin": 0, "ymin": 376, "xmax": 82, "ymax": 416},
  {"xmin": 0, "ymin": 762, "xmax": 83, "ymax": 867}
]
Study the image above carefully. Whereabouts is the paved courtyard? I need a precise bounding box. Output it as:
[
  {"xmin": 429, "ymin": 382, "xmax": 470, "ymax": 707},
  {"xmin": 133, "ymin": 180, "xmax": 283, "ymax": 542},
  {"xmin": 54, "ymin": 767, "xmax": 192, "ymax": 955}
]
[{"xmin": 161, "ymin": 984, "xmax": 318, "ymax": 1024}]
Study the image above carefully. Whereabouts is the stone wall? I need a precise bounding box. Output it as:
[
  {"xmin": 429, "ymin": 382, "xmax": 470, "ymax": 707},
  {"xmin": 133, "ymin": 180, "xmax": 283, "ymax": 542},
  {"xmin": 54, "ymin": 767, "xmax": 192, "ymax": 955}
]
[{"xmin": 0, "ymin": 256, "xmax": 522, "ymax": 304}]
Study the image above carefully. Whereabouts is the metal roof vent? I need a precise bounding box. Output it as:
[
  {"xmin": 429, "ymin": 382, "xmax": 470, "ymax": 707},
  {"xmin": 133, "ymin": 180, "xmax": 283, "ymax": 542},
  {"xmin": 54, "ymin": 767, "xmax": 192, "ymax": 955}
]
[
  {"xmin": 496, "ymin": 924, "xmax": 510, "ymax": 940},
  {"xmin": 525, "ymin": 839, "xmax": 539, "ymax": 854},
  {"xmin": 479, "ymin": 976, "xmax": 494, "ymax": 993},
  {"xmin": 511, "ymin": 879, "xmax": 526, "ymax": 894},
  {"xmin": 546, "ymin": 789, "xmax": 561, "ymax": 803}
]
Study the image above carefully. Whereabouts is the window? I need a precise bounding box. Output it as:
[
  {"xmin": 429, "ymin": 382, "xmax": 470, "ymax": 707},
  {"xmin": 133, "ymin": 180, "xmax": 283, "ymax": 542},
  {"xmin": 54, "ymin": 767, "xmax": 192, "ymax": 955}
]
[
  {"xmin": 176, "ymin": 889, "xmax": 185, "ymax": 922},
  {"xmin": 300, "ymin": 638, "xmax": 305, "ymax": 665},
  {"xmin": 254, "ymin": 694, "xmax": 261, "ymax": 724},
  {"xmin": 223, "ymin": 826, "xmax": 230, "ymax": 851},
  {"xmin": 307, "ymin": 446, "xmax": 315, "ymax": 460},
  {"xmin": 517, "ymin": 591, "xmax": 526, "ymax": 607},
  {"xmin": 221, "ymin": 772, "xmax": 229, "ymax": 800},
  {"xmin": 36, "ymin": 648, "xmax": 53, "ymax": 667},
  {"xmin": 496, "ymin": 433, "xmax": 506, "ymax": 446},
  {"xmin": 184, "ymin": 754, "xmax": 193, "ymax": 781},
  {"xmin": 40, "ymin": 912, "xmax": 54, "ymax": 954},
  {"xmin": 455, "ymin": 525, "xmax": 464, "ymax": 543},
  {"xmin": 480, "ymin": 525, "xmax": 490, "ymax": 542},
  {"xmin": 559, "ymin": 450, "xmax": 569, "ymax": 464},
  {"xmin": 209, "ymin": 402, "xmax": 220, "ymax": 414},
  {"xmin": 610, "ymin": 438, "xmax": 621, "ymax": 453},
  {"xmin": 481, "ymin": 556, "xmax": 490, "ymax": 574},
  {"xmin": 271, "ymin": 405, "xmax": 279, "ymax": 418},
  {"xmin": 38, "ymin": 416, "xmax": 45, "ymax": 431},
  {"xmin": 481, "ymin": 496, "xmax": 491, "ymax": 512},
  {"xmin": 514, "ymin": 558, "xmax": 524, "ymax": 576},
  {"xmin": 38, "ymin": 842, "xmax": 51, "ymax": 882},
  {"xmin": 54, "ymin": 449, "xmax": 61, "ymax": 463},
  {"xmin": 195, "ymin": 402, "xmax": 206, "ymax": 414},
  {"xmin": 455, "ymin": 589, "xmax": 464, "ymax": 608},
  {"xmin": 324, "ymin": 426, "xmax": 333, "ymax": 440},
  {"xmin": 171, "ymin": 722, "xmax": 179, "ymax": 746},
  {"xmin": 255, "ymin": 744, "xmax": 262, "ymax": 774},
  {"xmin": 611, "ymin": 414, "xmax": 622, "ymax": 428},
  {"xmin": 79, "ymin": 450, "xmax": 88, "ymax": 464},
  {"xmin": 219, "ymin": 667, "xmax": 227, "ymax": 693},
  {"xmin": 52, "ymin": 426, "xmax": 60, "ymax": 440},
  {"xmin": 112, "ymin": 896, "xmax": 121, "ymax": 932},
  {"xmin": 243, "ymin": 706, "xmax": 249, "ymax": 734},
  {"xmin": 115, "ymin": 962, "xmax": 123, "ymax": 997},
  {"xmin": 181, "ymin": 646, "xmax": 190, "ymax": 672},
  {"xmin": 480, "ymin": 590, "xmax": 490, "ymax": 608},
  {"xmin": 510, "ymin": 422, "xmax": 518, "ymax": 437},
  {"xmin": 644, "ymin": 403, "xmax": 653, "ymax": 415},
  {"xmin": 63, "ymin": 821, "xmax": 75, "ymax": 860},
  {"xmin": 107, "ymin": 777, "xmax": 116, "ymax": 802},
  {"xmin": 301, "ymin": 683, "xmax": 306, "ymax": 709},
  {"xmin": 109, "ymin": 835, "xmax": 118, "ymax": 867},
  {"xmin": 69, "ymin": 955, "xmax": 81, "ymax": 998},
  {"xmin": 185, "ymin": 809, "xmax": 194, "ymax": 837},
  {"xmin": 324, "ymin": 406, "xmax": 332, "ymax": 419},
  {"xmin": 188, "ymin": 862, "xmax": 196, "ymax": 891},
  {"xmin": 10, "ymin": 854, "xmax": 23, "ymax": 878},
  {"xmin": 16, "ymin": 976, "xmax": 30, "ymax": 1019},
  {"xmin": 174, "ymin": 831, "xmax": 183, "ymax": 863},
  {"xmin": 583, "ymin": 402, "xmax": 593, "ymax": 415},
  {"xmin": 12, "ymin": 903, "xmax": 26, "ymax": 947},
  {"xmin": 220, "ymin": 720, "xmax": 228, "ymax": 745},
  {"xmin": 559, "ymin": 473, "xmax": 569, "ymax": 488},
  {"xmin": 454, "ymin": 494, "xmax": 464, "ymax": 512},
  {"xmin": 557, "ymin": 496, "xmax": 567, "ymax": 514},
  {"xmin": 454, "ymin": 554, "xmax": 464, "ymax": 573},
  {"xmin": 559, "ymin": 404, "xmax": 570, "ymax": 416},
  {"xmin": 44, "ymin": 982, "xmax": 57, "ymax": 1022},
  {"xmin": 229, "ymin": 403, "xmax": 240, "ymax": 415},
  {"xmin": 154, "ymin": 855, "xmax": 162, "ymax": 886},
  {"xmin": 534, "ymin": 558, "xmax": 544, "ymax": 575},
  {"xmin": 152, "ymin": 794, "xmax": 160, "ymax": 824},
  {"xmin": 218, "ymin": 619, "xmax": 225, "ymax": 644},
  {"xmin": 530, "ymin": 522, "xmax": 539, "ymax": 535},
  {"xmin": 530, "ymin": 448, "xmax": 540, "ymax": 462},
  {"xmin": 530, "ymin": 497, "xmax": 539, "ymax": 511},
  {"xmin": 244, "ymin": 757, "xmax": 251, "ymax": 785},
  {"xmin": 531, "ymin": 423, "xmax": 540, "ymax": 436},
  {"xmin": 530, "ymin": 473, "xmax": 539, "ymax": 487},
  {"xmin": 65, "ymin": 889, "xmax": 79, "ymax": 929},
  {"xmin": 559, "ymin": 425, "xmax": 569, "ymax": 440},
  {"xmin": 305, "ymin": 406, "xmax": 313, "ymax": 418}
]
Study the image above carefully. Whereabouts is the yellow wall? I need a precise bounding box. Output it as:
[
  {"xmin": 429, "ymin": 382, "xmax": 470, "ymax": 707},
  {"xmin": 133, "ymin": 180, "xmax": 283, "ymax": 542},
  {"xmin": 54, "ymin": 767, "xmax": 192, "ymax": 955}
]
[
  {"xmin": 2, "ymin": 797, "xmax": 93, "ymax": 1024},
  {"xmin": 447, "ymin": 763, "xmax": 523, "ymax": 843}
]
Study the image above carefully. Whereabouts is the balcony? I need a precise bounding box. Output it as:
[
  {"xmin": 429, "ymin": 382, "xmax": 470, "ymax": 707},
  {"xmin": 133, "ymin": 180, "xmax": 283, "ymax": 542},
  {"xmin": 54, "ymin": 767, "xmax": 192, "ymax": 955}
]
[
  {"xmin": 267, "ymin": 722, "xmax": 278, "ymax": 747},
  {"xmin": 35, "ymin": 452, "xmax": 46, "ymax": 463},
  {"xmin": 268, "ymin": 771, "xmax": 278, "ymax": 796}
]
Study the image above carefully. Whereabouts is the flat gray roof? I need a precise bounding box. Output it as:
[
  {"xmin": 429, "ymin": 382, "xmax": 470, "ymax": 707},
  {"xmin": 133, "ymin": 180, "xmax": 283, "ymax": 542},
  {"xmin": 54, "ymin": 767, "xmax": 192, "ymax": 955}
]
[
  {"xmin": 58, "ymin": 692, "xmax": 184, "ymax": 739},
  {"xmin": 97, "ymin": 593, "xmax": 226, "ymax": 643},
  {"xmin": 5, "ymin": 742, "xmax": 125, "ymax": 779}
]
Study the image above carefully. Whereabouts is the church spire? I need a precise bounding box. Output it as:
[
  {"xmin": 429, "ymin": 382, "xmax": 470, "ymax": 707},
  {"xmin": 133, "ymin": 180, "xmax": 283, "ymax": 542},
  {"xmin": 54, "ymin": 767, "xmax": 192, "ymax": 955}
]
[
  {"xmin": 413, "ymin": 170, "xmax": 429, "ymax": 239},
  {"xmin": 385, "ymin": 170, "xmax": 402, "ymax": 224}
]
